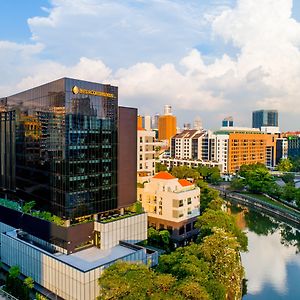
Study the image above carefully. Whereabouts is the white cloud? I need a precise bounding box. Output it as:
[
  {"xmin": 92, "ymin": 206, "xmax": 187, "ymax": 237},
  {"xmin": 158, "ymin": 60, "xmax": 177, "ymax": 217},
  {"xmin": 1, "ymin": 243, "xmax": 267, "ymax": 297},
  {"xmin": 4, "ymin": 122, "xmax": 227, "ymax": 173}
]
[
  {"xmin": 1, "ymin": 0, "xmax": 300, "ymax": 130},
  {"xmin": 242, "ymin": 230, "xmax": 300, "ymax": 296}
]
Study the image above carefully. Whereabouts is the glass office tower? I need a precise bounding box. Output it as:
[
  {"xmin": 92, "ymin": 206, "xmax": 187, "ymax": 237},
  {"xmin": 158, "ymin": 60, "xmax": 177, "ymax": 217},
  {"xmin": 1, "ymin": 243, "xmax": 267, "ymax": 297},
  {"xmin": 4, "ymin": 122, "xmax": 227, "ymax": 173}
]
[
  {"xmin": 0, "ymin": 78, "xmax": 119, "ymax": 218},
  {"xmin": 252, "ymin": 110, "xmax": 278, "ymax": 129}
]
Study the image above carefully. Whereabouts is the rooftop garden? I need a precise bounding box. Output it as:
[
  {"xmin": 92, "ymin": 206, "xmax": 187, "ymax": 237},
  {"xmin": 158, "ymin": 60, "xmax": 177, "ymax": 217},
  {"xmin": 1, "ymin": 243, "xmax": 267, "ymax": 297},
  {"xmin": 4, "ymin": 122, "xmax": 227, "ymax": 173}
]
[
  {"xmin": 0, "ymin": 198, "xmax": 65, "ymax": 226},
  {"xmin": 99, "ymin": 202, "xmax": 144, "ymax": 223}
]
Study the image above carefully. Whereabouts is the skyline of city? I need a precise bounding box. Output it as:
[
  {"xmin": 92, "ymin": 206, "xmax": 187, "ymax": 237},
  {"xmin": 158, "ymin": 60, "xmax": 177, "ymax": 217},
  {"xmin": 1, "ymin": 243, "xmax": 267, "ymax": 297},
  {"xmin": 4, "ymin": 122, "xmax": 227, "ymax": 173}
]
[
  {"xmin": 1, "ymin": 1, "xmax": 300, "ymax": 300},
  {"xmin": 1, "ymin": 0, "xmax": 300, "ymax": 130}
]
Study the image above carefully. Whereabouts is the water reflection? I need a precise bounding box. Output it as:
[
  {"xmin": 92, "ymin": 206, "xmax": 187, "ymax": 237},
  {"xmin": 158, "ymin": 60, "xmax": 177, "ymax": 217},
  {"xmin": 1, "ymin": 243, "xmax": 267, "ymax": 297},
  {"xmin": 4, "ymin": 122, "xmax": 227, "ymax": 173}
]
[{"xmin": 227, "ymin": 203, "xmax": 300, "ymax": 299}]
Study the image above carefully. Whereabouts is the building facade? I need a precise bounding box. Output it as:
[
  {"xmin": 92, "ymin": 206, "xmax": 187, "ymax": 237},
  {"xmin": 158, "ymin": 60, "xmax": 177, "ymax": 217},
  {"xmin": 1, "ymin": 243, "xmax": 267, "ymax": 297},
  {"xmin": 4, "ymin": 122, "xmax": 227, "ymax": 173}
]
[
  {"xmin": 0, "ymin": 78, "xmax": 154, "ymax": 300},
  {"xmin": 0, "ymin": 78, "xmax": 137, "ymax": 219},
  {"xmin": 252, "ymin": 110, "xmax": 278, "ymax": 129},
  {"xmin": 137, "ymin": 128, "xmax": 156, "ymax": 181},
  {"xmin": 222, "ymin": 116, "xmax": 234, "ymax": 127},
  {"xmin": 215, "ymin": 128, "xmax": 268, "ymax": 173},
  {"xmin": 170, "ymin": 129, "xmax": 216, "ymax": 162},
  {"xmin": 158, "ymin": 105, "xmax": 177, "ymax": 141},
  {"xmin": 138, "ymin": 172, "xmax": 200, "ymax": 245}
]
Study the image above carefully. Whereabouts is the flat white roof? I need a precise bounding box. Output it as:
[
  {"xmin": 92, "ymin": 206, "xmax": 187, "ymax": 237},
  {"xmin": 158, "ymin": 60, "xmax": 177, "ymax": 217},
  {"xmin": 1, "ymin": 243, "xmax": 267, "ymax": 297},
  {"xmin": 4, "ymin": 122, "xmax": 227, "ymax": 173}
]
[
  {"xmin": 6, "ymin": 230, "xmax": 138, "ymax": 272},
  {"xmin": 55, "ymin": 246, "xmax": 136, "ymax": 272}
]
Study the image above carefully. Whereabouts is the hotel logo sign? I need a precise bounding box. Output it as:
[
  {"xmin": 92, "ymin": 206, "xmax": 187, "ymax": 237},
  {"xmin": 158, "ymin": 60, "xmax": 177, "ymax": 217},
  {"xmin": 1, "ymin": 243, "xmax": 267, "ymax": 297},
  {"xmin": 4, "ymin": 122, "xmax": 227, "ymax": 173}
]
[{"xmin": 72, "ymin": 86, "xmax": 115, "ymax": 98}]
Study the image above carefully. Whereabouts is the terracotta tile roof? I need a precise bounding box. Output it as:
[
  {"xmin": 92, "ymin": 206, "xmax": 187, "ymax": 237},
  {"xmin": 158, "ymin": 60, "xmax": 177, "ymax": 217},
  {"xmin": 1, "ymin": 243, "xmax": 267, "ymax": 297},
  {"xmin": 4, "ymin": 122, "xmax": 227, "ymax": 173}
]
[
  {"xmin": 178, "ymin": 179, "xmax": 193, "ymax": 187},
  {"xmin": 153, "ymin": 171, "xmax": 175, "ymax": 180},
  {"xmin": 137, "ymin": 127, "xmax": 146, "ymax": 131}
]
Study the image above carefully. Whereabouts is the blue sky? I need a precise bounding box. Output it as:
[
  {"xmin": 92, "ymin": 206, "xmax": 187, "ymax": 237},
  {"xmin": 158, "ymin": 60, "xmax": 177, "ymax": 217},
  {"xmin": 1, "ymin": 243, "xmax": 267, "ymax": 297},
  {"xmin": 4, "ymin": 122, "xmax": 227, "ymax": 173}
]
[
  {"xmin": 1, "ymin": 0, "xmax": 300, "ymax": 130},
  {"xmin": 0, "ymin": 1, "xmax": 48, "ymax": 42}
]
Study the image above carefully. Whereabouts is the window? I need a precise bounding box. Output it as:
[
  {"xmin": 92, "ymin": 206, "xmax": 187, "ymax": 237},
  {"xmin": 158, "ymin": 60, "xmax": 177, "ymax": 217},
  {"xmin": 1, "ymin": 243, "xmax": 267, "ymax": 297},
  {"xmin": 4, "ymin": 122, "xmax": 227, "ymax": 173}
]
[
  {"xmin": 187, "ymin": 197, "xmax": 192, "ymax": 205},
  {"xmin": 179, "ymin": 200, "xmax": 184, "ymax": 207},
  {"xmin": 186, "ymin": 223, "xmax": 192, "ymax": 232},
  {"xmin": 179, "ymin": 226, "xmax": 185, "ymax": 235}
]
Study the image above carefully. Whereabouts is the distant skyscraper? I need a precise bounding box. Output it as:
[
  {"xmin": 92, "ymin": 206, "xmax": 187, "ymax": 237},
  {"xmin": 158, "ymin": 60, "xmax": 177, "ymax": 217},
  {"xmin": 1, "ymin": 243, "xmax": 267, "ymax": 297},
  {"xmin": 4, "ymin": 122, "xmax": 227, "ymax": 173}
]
[
  {"xmin": 158, "ymin": 105, "xmax": 177, "ymax": 141},
  {"xmin": 164, "ymin": 105, "xmax": 172, "ymax": 115},
  {"xmin": 193, "ymin": 117, "xmax": 202, "ymax": 130},
  {"xmin": 252, "ymin": 110, "xmax": 278, "ymax": 129},
  {"xmin": 137, "ymin": 115, "xmax": 143, "ymax": 128},
  {"xmin": 142, "ymin": 115, "xmax": 152, "ymax": 130},
  {"xmin": 152, "ymin": 113, "xmax": 160, "ymax": 130},
  {"xmin": 183, "ymin": 123, "xmax": 191, "ymax": 130},
  {"xmin": 222, "ymin": 116, "xmax": 234, "ymax": 127}
]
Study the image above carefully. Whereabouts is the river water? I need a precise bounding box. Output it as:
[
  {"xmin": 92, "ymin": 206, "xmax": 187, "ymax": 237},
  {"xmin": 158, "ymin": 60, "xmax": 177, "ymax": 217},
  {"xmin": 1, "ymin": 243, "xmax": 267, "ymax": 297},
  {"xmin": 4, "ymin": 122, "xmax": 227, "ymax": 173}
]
[{"xmin": 227, "ymin": 204, "xmax": 300, "ymax": 300}]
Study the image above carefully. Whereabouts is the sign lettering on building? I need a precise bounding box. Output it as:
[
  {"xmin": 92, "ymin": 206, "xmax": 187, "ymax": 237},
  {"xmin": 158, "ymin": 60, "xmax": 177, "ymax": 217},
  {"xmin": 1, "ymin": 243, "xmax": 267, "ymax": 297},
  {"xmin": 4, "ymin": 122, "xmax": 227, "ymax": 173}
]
[{"xmin": 72, "ymin": 86, "xmax": 115, "ymax": 98}]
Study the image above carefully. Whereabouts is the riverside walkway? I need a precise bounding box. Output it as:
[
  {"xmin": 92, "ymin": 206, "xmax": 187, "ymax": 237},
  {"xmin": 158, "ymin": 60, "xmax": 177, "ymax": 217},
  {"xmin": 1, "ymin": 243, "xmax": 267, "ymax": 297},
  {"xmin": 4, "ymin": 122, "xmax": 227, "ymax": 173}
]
[{"xmin": 215, "ymin": 188, "xmax": 300, "ymax": 225}]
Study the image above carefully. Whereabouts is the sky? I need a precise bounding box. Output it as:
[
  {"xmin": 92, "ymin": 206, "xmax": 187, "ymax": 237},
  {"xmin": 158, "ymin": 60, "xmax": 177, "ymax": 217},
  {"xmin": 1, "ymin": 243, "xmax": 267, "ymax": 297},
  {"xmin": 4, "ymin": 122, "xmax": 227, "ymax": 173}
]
[{"xmin": 0, "ymin": 0, "xmax": 300, "ymax": 131}]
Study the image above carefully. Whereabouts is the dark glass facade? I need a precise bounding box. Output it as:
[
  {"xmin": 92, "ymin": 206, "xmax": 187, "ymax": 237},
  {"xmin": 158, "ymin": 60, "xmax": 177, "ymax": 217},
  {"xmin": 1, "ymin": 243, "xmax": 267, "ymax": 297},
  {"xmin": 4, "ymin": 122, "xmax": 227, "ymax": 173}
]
[
  {"xmin": 0, "ymin": 78, "xmax": 120, "ymax": 218},
  {"xmin": 252, "ymin": 110, "xmax": 278, "ymax": 129}
]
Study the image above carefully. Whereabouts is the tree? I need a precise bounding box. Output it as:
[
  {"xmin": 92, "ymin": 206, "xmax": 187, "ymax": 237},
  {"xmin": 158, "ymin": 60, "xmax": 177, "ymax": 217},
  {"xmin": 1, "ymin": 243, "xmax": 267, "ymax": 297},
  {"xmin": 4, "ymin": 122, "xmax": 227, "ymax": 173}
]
[
  {"xmin": 281, "ymin": 183, "xmax": 297, "ymax": 202},
  {"xmin": 229, "ymin": 178, "xmax": 245, "ymax": 191},
  {"xmin": 281, "ymin": 173, "xmax": 295, "ymax": 185},
  {"xmin": 200, "ymin": 228, "xmax": 244, "ymax": 300},
  {"xmin": 197, "ymin": 166, "xmax": 221, "ymax": 185},
  {"xmin": 239, "ymin": 163, "xmax": 274, "ymax": 194},
  {"xmin": 98, "ymin": 261, "xmax": 178, "ymax": 300},
  {"xmin": 196, "ymin": 208, "xmax": 248, "ymax": 251},
  {"xmin": 196, "ymin": 181, "xmax": 220, "ymax": 212},
  {"xmin": 147, "ymin": 228, "xmax": 171, "ymax": 250},
  {"xmin": 276, "ymin": 158, "xmax": 293, "ymax": 172},
  {"xmin": 171, "ymin": 166, "xmax": 200, "ymax": 180},
  {"xmin": 155, "ymin": 162, "xmax": 167, "ymax": 173}
]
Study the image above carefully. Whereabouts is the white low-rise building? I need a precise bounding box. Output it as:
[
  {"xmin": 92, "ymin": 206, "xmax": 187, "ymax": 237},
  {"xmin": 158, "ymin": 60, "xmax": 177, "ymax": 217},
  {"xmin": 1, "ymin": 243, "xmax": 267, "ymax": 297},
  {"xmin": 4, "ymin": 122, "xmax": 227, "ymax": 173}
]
[
  {"xmin": 137, "ymin": 128, "xmax": 156, "ymax": 182},
  {"xmin": 138, "ymin": 171, "xmax": 200, "ymax": 246}
]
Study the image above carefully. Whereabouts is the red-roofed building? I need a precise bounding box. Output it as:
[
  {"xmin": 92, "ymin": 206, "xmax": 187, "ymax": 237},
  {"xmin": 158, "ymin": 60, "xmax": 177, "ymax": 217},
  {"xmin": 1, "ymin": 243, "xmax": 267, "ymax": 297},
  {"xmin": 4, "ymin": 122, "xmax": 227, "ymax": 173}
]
[
  {"xmin": 138, "ymin": 173, "xmax": 200, "ymax": 247},
  {"xmin": 178, "ymin": 179, "xmax": 193, "ymax": 187},
  {"xmin": 153, "ymin": 171, "xmax": 175, "ymax": 180}
]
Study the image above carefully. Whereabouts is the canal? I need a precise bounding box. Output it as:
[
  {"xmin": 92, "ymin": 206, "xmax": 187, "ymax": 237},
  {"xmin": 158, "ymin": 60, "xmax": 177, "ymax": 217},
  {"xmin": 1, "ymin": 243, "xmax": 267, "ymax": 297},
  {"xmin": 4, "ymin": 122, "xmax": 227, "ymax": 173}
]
[{"xmin": 227, "ymin": 203, "xmax": 300, "ymax": 299}]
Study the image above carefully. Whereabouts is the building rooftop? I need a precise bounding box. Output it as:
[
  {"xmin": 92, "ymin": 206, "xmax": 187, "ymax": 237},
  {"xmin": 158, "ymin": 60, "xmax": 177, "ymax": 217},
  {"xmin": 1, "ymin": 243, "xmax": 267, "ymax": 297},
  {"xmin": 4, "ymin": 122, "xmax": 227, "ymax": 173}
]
[
  {"xmin": 6, "ymin": 230, "xmax": 138, "ymax": 272},
  {"xmin": 137, "ymin": 127, "xmax": 146, "ymax": 131},
  {"xmin": 56, "ymin": 245, "xmax": 136, "ymax": 272},
  {"xmin": 153, "ymin": 171, "xmax": 175, "ymax": 180},
  {"xmin": 178, "ymin": 179, "xmax": 193, "ymax": 187}
]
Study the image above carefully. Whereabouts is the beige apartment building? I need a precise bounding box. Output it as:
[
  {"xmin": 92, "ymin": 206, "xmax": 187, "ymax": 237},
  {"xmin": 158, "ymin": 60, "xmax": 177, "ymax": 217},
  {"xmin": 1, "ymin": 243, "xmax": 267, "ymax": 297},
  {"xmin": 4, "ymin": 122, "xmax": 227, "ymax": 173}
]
[
  {"xmin": 138, "ymin": 171, "xmax": 200, "ymax": 246},
  {"xmin": 137, "ymin": 128, "xmax": 156, "ymax": 182}
]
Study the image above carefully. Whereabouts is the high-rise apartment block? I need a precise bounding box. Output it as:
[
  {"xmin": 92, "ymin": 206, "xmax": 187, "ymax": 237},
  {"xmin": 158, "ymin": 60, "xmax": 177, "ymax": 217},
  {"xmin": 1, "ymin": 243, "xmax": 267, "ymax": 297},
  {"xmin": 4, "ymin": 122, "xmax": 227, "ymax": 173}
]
[
  {"xmin": 170, "ymin": 130, "xmax": 216, "ymax": 161},
  {"xmin": 137, "ymin": 128, "xmax": 156, "ymax": 181},
  {"xmin": 158, "ymin": 105, "xmax": 177, "ymax": 141},
  {"xmin": 142, "ymin": 115, "xmax": 152, "ymax": 131},
  {"xmin": 215, "ymin": 128, "xmax": 273, "ymax": 173},
  {"xmin": 252, "ymin": 110, "xmax": 278, "ymax": 129},
  {"xmin": 138, "ymin": 171, "xmax": 200, "ymax": 246}
]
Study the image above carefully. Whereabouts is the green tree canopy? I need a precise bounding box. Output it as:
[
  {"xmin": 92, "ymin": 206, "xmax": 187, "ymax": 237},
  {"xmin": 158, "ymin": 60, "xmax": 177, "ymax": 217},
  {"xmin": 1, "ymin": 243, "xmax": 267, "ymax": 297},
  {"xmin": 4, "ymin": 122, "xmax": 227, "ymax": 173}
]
[
  {"xmin": 276, "ymin": 158, "xmax": 293, "ymax": 172},
  {"xmin": 155, "ymin": 162, "xmax": 168, "ymax": 173},
  {"xmin": 239, "ymin": 163, "xmax": 274, "ymax": 193},
  {"xmin": 199, "ymin": 228, "xmax": 244, "ymax": 300},
  {"xmin": 171, "ymin": 166, "xmax": 200, "ymax": 180},
  {"xmin": 197, "ymin": 180, "xmax": 220, "ymax": 212},
  {"xmin": 98, "ymin": 261, "xmax": 178, "ymax": 300},
  {"xmin": 196, "ymin": 208, "xmax": 248, "ymax": 251}
]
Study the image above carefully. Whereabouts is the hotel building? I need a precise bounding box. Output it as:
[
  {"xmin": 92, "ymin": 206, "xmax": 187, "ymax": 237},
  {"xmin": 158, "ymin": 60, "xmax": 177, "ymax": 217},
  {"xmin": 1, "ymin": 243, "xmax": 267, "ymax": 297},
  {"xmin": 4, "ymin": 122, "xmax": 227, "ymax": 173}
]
[
  {"xmin": 0, "ymin": 78, "xmax": 156, "ymax": 300},
  {"xmin": 138, "ymin": 171, "xmax": 200, "ymax": 246}
]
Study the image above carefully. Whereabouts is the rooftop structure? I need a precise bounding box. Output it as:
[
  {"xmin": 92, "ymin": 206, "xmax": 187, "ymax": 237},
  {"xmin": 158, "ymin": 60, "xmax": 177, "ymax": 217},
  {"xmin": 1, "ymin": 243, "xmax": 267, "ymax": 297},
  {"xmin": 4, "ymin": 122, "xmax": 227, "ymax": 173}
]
[{"xmin": 252, "ymin": 109, "xmax": 278, "ymax": 129}]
